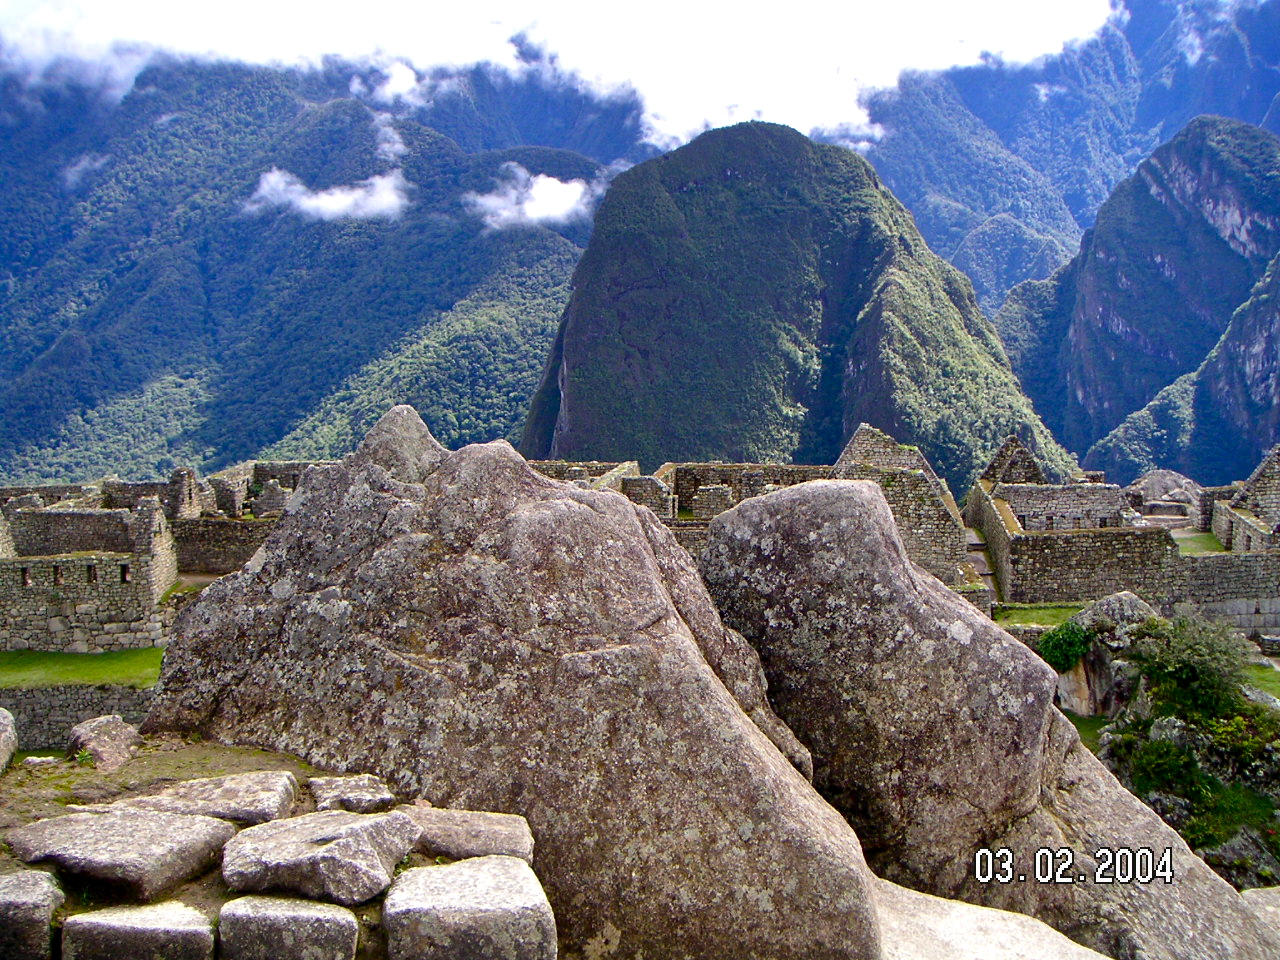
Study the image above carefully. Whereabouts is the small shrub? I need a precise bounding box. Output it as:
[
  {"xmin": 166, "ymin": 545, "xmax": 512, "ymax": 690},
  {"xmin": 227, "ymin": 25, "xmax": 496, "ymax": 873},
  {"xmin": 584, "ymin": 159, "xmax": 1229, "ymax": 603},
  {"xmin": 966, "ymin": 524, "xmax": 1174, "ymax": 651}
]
[
  {"xmin": 1035, "ymin": 620, "xmax": 1092, "ymax": 673},
  {"xmin": 74, "ymin": 749, "xmax": 94, "ymax": 768}
]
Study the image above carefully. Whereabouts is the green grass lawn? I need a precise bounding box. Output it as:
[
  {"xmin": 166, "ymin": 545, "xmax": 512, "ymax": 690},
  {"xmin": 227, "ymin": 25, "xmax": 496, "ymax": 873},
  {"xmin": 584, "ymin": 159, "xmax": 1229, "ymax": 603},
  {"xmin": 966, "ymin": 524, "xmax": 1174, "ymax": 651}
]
[
  {"xmin": 1063, "ymin": 710, "xmax": 1111, "ymax": 753},
  {"xmin": 1244, "ymin": 663, "xmax": 1280, "ymax": 699},
  {"xmin": 1172, "ymin": 529, "xmax": 1227, "ymax": 555},
  {"xmin": 992, "ymin": 603, "xmax": 1085, "ymax": 626},
  {"xmin": 0, "ymin": 648, "xmax": 164, "ymax": 689}
]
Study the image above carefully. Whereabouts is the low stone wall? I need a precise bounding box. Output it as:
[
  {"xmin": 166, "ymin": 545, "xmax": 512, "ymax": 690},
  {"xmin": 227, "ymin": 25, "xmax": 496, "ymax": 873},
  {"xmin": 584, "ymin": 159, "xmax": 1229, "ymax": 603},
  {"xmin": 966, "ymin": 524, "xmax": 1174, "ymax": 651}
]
[
  {"xmin": 994, "ymin": 482, "xmax": 1126, "ymax": 531},
  {"xmin": 662, "ymin": 520, "xmax": 710, "ymax": 558},
  {"xmin": 9, "ymin": 509, "xmax": 136, "ymax": 556},
  {"xmin": 1184, "ymin": 552, "xmax": 1280, "ymax": 632},
  {"xmin": 1004, "ymin": 527, "xmax": 1182, "ymax": 606},
  {"xmin": 0, "ymin": 684, "xmax": 155, "ymax": 749},
  {"xmin": 621, "ymin": 476, "xmax": 676, "ymax": 517},
  {"xmin": 171, "ymin": 517, "xmax": 277, "ymax": 574}
]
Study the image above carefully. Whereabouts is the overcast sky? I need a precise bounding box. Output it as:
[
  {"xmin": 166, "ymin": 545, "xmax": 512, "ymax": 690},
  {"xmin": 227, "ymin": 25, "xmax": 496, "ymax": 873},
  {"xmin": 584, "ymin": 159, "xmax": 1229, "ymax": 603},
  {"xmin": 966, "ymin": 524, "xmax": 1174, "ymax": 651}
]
[{"xmin": 1, "ymin": 0, "xmax": 1116, "ymax": 142}]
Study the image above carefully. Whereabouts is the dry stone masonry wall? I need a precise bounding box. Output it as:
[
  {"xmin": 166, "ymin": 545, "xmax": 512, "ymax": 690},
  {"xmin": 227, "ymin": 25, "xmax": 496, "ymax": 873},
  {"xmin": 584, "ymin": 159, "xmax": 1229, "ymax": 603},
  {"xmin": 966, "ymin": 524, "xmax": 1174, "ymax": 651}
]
[{"xmin": 0, "ymin": 685, "xmax": 154, "ymax": 748}]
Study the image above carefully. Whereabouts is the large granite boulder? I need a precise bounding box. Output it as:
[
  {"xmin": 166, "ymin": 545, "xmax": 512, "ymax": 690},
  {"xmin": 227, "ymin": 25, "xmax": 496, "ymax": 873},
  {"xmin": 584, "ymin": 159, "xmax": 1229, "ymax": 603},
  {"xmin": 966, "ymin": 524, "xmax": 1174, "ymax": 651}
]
[
  {"xmin": 700, "ymin": 480, "xmax": 1274, "ymax": 960},
  {"xmin": 143, "ymin": 407, "xmax": 880, "ymax": 960}
]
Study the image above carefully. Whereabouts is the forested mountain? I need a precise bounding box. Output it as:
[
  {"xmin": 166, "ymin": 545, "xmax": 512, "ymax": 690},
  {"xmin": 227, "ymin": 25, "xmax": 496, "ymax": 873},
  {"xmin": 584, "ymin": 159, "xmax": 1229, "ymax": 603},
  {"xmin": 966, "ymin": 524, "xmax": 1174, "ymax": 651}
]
[
  {"xmin": 520, "ymin": 122, "xmax": 1074, "ymax": 491},
  {"xmin": 0, "ymin": 53, "xmax": 647, "ymax": 482},
  {"xmin": 852, "ymin": 0, "xmax": 1280, "ymax": 315}
]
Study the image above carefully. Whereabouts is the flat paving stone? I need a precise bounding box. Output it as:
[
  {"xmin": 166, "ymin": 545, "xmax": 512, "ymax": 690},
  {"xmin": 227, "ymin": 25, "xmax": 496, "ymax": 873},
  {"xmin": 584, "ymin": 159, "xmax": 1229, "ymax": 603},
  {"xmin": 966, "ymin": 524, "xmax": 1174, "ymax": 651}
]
[
  {"xmin": 310, "ymin": 773, "xmax": 396, "ymax": 813},
  {"xmin": 6, "ymin": 809, "xmax": 236, "ymax": 901},
  {"xmin": 61, "ymin": 901, "xmax": 214, "ymax": 960},
  {"xmin": 70, "ymin": 771, "xmax": 298, "ymax": 824},
  {"xmin": 398, "ymin": 804, "xmax": 535, "ymax": 864},
  {"xmin": 219, "ymin": 895, "xmax": 358, "ymax": 960},
  {"xmin": 222, "ymin": 809, "xmax": 419, "ymax": 905},
  {"xmin": 383, "ymin": 856, "xmax": 557, "ymax": 960},
  {"xmin": 0, "ymin": 870, "xmax": 64, "ymax": 960}
]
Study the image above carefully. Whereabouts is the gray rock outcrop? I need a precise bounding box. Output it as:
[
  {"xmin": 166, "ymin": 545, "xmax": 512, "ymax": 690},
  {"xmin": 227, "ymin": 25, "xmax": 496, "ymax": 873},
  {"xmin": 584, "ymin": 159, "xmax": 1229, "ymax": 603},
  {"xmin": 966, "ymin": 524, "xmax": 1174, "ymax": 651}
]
[
  {"xmin": 1054, "ymin": 592, "xmax": 1156, "ymax": 717},
  {"xmin": 399, "ymin": 803, "xmax": 535, "ymax": 864},
  {"xmin": 67, "ymin": 715, "xmax": 140, "ymax": 772},
  {"xmin": 69, "ymin": 770, "xmax": 297, "ymax": 824},
  {"xmin": 1241, "ymin": 886, "xmax": 1280, "ymax": 935},
  {"xmin": 61, "ymin": 901, "xmax": 214, "ymax": 960},
  {"xmin": 0, "ymin": 706, "xmax": 16, "ymax": 772},
  {"xmin": 6, "ymin": 809, "xmax": 236, "ymax": 901},
  {"xmin": 0, "ymin": 870, "xmax": 64, "ymax": 960},
  {"xmin": 218, "ymin": 895, "xmax": 358, "ymax": 960},
  {"xmin": 383, "ymin": 857, "xmax": 556, "ymax": 960},
  {"xmin": 143, "ymin": 406, "xmax": 882, "ymax": 960},
  {"xmin": 310, "ymin": 773, "xmax": 397, "ymax": 813},
  {"xmin": 221, "ymin": 809, "xmax": 419, "ymax": 905},
  {"xmin": 700, "ymin": 479, "xmax": 1274, "ymax": 960}
]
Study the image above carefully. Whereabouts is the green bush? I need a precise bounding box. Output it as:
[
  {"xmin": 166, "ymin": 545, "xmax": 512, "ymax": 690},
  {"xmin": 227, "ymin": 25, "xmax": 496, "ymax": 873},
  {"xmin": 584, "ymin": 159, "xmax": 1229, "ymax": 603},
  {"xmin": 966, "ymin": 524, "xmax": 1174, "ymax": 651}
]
[
  {"xmin": 1035, "ymin": 620, "xmax": 1092, "ymax": 673},
  {"xmin": 1129, "ymin": 616, "xmax": 1251, "ymax": 717}
]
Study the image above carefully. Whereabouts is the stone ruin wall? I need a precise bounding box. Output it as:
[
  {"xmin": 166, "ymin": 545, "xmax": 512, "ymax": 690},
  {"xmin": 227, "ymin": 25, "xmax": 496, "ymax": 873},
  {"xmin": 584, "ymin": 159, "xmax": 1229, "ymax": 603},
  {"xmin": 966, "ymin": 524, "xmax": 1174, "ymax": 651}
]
[
  {"xmin": 994, "ymin": 482, "xmax": 1128, "ymax": 531},
  {"xmin": 8, "ymin": 509, "xmax": 137, "ymax": 556},
  {"xmin": 1212, "ymin": 499, "xmax": 1280, "ymax": 554},
  {"xmin": 1002, "ymin": 526, "xmax": 1183, "ymax": 606},
  {"xmin": 838, "ymin": 465, "xmax": 966, "ymax": 582},
  {"xmin": 1183, "ymin": 551, "xmax": 1280, "ymax": 633},
  {"xmin": 1233, "ymin": 450, "xmax": 1280, "ymax": 523},
  {"xmin": 1202, "ymin": 485, "xmax": 1240, "ymax": 534},
  {"xmin": 621, "ymin": 476, "xmax": 676, "ymax": 517},
  {"xmin": 0, "ymin": 683, "xmax": 154, "ymax": 748},
  {"xmin": 964, "ymin": 483, "xmax": 1016, "ymax": 597},
  {"xmin": 252, "ymin": 460, "xmax": 335, "ymax": 490},
  {"xmin": 171, "ymin": 517, "xmax": 276, "ymax": 574},
  {"xmin": 669, "ymin": 464, "xmax": 835, "ymax": 513}
]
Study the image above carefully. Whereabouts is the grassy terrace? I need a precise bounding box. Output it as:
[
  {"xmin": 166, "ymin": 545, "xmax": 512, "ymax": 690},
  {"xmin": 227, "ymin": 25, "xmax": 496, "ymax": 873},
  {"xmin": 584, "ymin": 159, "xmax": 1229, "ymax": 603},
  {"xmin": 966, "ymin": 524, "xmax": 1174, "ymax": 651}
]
[
  {"xmin": 1245, "ymin": 663, "xmax": 1280, "ymax": 699},
  {"xmin": 1063, "ymin": 711, "xmax": 1110, "ymax": 753},
  {"xmin": 1172, "ymin": 528, "xmax": 1227, "ymax": 555},
  {"xmin": 0, "ymin": 648, "xmax": 163, "ymax": 689},
  {"xmin": 992, "ymin": 603, "xmax": 1086, "ymax": 627}
]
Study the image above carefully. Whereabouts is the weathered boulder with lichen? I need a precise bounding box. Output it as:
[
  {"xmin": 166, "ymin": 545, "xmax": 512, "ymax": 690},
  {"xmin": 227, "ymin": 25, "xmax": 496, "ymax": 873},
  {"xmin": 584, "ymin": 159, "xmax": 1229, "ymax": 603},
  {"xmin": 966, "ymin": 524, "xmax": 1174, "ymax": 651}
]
[
  {"xmin": 1053, "ymin": 592, "xmax": 1156, "ymax": 717},
  {"xmin": 699, "ymin": 479, "xmax": 1273, "ymax": 960},
  {"xmin": 142, "ymin": 406, "xmax": 882, "ymax": 960}
]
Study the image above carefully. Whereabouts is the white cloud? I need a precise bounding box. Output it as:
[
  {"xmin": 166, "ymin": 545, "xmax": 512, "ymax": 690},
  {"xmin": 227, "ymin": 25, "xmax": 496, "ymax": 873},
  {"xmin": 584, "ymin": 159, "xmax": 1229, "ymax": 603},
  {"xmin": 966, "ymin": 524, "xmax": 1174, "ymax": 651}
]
[
  {"xmin": 60, "ymin": 152, "xmax": 109, "ymax": 188},
  {"xmin": 0, "ymin": 0, "xmax": 1118, "ymax": 142},
  {"xmin": 372, "ymin": 112, "xmax": 405, "ymax": 162},
  {"xmin": 244, "ymin": 168, "xmax": 410, "ymax": 220},
  {"xmin": 464, "ymin": 162, "xmax": 603, "ymax": 230}
]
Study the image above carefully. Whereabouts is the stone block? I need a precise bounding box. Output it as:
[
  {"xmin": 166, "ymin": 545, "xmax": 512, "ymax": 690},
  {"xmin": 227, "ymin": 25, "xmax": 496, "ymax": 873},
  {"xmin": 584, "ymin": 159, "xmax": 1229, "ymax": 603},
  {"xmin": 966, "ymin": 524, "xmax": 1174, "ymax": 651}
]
[
  {"xmin": 383, "ymin": 857, "xmax": 557, "ymax": 960},
  {"xmin": 73, "ymin": 770, "xmax": 297, "ymax": 825},
  {"xmin": 47, "ymin": 617, "xmax": 68, "ymax": 633},
  {"xmin": 310, "ymin": 773, "xmax": 397, "ymax": 813},
  {"xmin": 0, "ymin": 705, "xmax": 15, "ymax": 771},
  {"xmin": 0, "ymin": 870, "xmax": 64, "ymax": 960},
  {"xmin": 399, "ymin": 804, "xmax": 535, "ymax": 864},
  {"xmin": 67, "ymin": 715, "xmax": 140, "ymax": 771},
  {"xmin": 6, "ymin": 809, "xmax": 236, "ymax": 901},
  {"xmin": 219, "ymin": 895, "xmax": 358, "ymax": 960},
  {"xmin": 222, "ymin": 809, "xmax": 419, "ymax": 905},
  {"xmin": 61, "ymin": 901, "xmax": 214, "ymax": 960}
]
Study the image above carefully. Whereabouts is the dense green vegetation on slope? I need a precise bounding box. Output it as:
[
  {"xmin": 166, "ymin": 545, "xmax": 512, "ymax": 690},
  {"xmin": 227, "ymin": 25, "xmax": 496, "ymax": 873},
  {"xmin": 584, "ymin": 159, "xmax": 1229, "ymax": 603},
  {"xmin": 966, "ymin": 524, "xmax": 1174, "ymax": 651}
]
[
  {"xmin": 522, "ymin": 122, "xmax": 1074, "ymax": 491},
  {"xmin": 0, "ymin": 56, "xmax": 645, "ymax": 482},
  {"xmin": 852, "ymin": 0, "xmax": 1280, "ymax": 314}
]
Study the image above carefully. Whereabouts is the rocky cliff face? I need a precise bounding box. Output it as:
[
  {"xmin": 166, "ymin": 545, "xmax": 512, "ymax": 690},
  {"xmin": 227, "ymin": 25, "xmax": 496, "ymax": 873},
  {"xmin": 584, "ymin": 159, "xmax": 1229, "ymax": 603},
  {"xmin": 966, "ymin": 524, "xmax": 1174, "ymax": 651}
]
[
  {"xmin": 520, "ymin": 121, "xmax": 1073, "ymax": 491},
  {"xmin": 854, "ymin": 0, "xmax": 1280, "ymax": 313},
  {"xmin": 996, "ymin": 116, "xmax": 1280, "ymax": 470}
]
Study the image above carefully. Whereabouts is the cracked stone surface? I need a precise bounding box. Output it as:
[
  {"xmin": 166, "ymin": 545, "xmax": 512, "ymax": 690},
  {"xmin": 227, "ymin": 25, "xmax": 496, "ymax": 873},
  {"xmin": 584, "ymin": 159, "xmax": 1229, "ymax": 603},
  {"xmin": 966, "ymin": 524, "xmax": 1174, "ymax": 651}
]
[
  {"xmin": 399, "ymin": 803, "xmax": 535, "ymax": 864},
  {"xmin": 0, "ymin": 870, "xmax": 64, "ymax": 960},
  {"xmin": 143, "ymin": 405, "xmax": 882, "ymax": 960},
  {"xmin": 700, "ymin": 479, "xmax": 1275, "ymax": 960},
  {"xmin": 218, "ymin": 895, "xmax": 358, "ymax": 960},
  {"xmin": 383, "ymin": 857, "xmax": 556, "ymax": 960},
  {"xmin": 6, "ymin": 809, "xmax": 236, "ymax": 901},
  {"xmin": 221, "ymin": 809, "xmax": 420, "ymax": 905}
]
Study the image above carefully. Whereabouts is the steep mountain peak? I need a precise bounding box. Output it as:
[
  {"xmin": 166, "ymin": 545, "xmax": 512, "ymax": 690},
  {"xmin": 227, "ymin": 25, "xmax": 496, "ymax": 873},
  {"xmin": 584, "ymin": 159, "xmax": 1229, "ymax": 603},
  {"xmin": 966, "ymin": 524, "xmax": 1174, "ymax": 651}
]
[{"xmin": 521, "ymin": 122, "xmax": 1073, "ymax": 491}]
